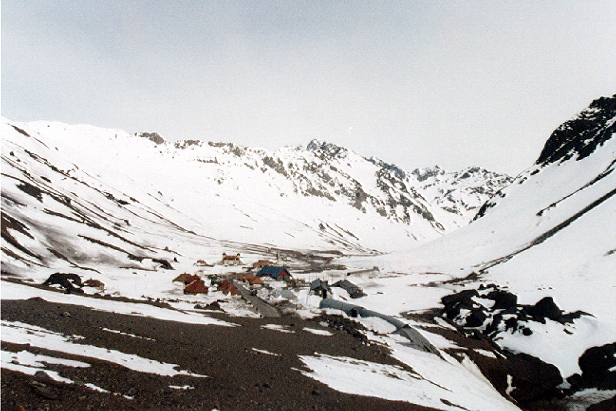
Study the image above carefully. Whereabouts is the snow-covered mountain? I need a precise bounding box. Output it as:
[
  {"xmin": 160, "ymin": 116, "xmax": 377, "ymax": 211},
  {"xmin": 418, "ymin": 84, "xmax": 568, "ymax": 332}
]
[
  {"xmin": 0, "ymin": 118, "xmax": 510, "ymax": 276},
  {"xmin": 352, "ymin": 94, "xmax": 615, "ymax": 403}
]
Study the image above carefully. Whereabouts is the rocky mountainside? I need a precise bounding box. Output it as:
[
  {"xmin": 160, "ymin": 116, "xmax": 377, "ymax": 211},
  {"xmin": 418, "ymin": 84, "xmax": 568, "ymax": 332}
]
[
  {"xmin": 536, "ymin": 95, "xmax": 616, "ymax": 165},
  {"xmin": 474, "ymin": 94, "xmax": 615, "ymax": 221},
  {"xmin": 154, "ymin": 135, "xmax": 511, "ymax": 232},
  {"xmin": 363, "ymin": 94, "xmax": 616, "ymax": 407}
]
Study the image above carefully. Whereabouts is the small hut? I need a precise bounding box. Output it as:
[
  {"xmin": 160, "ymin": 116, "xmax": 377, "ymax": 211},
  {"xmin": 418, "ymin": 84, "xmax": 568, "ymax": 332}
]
[
  {"xmin": 252, "ymin": 260, "xmax": 273, "ymax": 269},
  {"xmin": 218, "ymin": 279, "xmax": 240, "ymax": 295},
  {"xmin": 83, "ymin": 279, "xmax": 105, "ymax": 291},
  {"xmin": 238, "ymin": 273, "xmax": 264, "ymax": 286},
  {"xmin": 249, "ymin": 276, "xmax": 264, "ymax": 286},
  {"xmin": 184, "ymin": 279, "xmax": 209, "ymax": 295},
  {"xmin": 194, "ymin": 259, "xmax": 214, "ymax": 267},
  {"xmin": 331, "ymin": 279, "xmax": 365, "ymax": 298},
  {"xmin": 310, "ymin": 279, "xmax": 331, "ymax": 299},
  {"xmin": 221, "ymin": 253, "xmax": 242, "ymax": 266},
  {"xmin": 173, "ymin": 273, "xmax": 199, "ymax": 284},
  {"xmin": 208, "ymin": 275, "xmax": 221, "ymax": 283}
]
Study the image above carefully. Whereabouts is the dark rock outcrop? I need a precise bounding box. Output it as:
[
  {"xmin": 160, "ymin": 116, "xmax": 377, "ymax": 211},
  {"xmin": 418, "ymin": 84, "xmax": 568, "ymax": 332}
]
[
  {"xmin": 441, "ymin": 289, "xmax": 479, "ymax": 320},
  {"xmin": 42, "ymin": 273, "xmax": 83, "ymax": 293},
  {"xmin": 568, "ymin": 343, "xmax": 616, "ymax": 390},
  {"xmin": 537, "ymin": 95, "xmax": 616, "ymax": 165},
  {"xmin": 587, "ymin": 396, "xmax": 616, "ymax": 411},
  {"xmin": 507, "ymin": 353, "xmax": 563, "ymax": 404},
  {"xmin": 152, "ymin": 259, "xmax": 174, "ymax": 270},
  {"xmin": 137, "ymin": 132, "xmax": 165, "ymax": 145},
  {"xmin": 487, "ymin": 290, "xmax": 518, "ymax": 310},
  {"xmin": 522, "ymin": 296, "xmax": 562, "ymax": 323},
  {"xmin": 465, "ymin": 309, "xmax": 487, "ymax": 328}
]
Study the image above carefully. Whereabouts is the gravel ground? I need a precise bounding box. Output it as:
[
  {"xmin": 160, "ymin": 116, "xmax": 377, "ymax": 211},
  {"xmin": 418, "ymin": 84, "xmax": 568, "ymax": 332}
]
[{"xmin": 1, "ymin": 296, "xmax": 438, "ymax": 411}]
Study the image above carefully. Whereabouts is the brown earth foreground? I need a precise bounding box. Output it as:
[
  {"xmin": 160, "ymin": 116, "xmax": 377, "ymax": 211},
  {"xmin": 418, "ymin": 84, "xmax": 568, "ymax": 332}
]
[{"xmin": 1, "ymin": 296, "xmax": 439, "ymax": 411}]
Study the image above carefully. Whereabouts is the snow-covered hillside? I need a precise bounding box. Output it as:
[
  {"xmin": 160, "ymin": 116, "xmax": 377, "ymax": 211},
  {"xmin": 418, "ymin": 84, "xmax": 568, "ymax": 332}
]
[
  {"xmin": 345, "ymin": 95, "xmax": 616, "ymax": 400},
  {"xmin": 1, "ymin": 117, "xmax": 510, "ymax": 278}
]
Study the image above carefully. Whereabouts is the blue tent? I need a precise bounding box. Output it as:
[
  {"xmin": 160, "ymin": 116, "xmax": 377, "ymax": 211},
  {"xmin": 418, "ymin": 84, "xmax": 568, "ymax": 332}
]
[{"xmin": 256, "ymin": 266, "xmax": 291, "ymax": 280}]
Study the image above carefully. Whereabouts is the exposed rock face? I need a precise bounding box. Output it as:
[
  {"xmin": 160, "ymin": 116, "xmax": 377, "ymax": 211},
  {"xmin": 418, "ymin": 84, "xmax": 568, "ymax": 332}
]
[
  {"xmin": 570, "ymin": 343, "xmax": 616, "ymax": 390},
  {"xmin": 301, "ymin": 141, "xmax": 512, "ymax": 229},
  {"xmin": 441, "ymin": 286, "xmax": 590, "ymax": 338},
  {"xmin": 1, "ymin": 118, "xmax": 514, "ymax": 275},
  {"xmin": 522, "ymin": 296, "xmax": 562, "ymax": 322},
  {"xmin": 472, "ymin": 95, "xmax": 616, "ymax": 224},
  {"xmin": 441, "ymin": 289, "xmax": 479, "ymax": 320},
  {"xmin": 507, "ymin": 353, "xmax": 563, "ymax": 404},
  {"xmin": 587, "ymin": 397, "xmax": 616, "ymax": 411},
  {"xmin": 537, "ymin": 95, "xmax": 616, "ymax": 165},
  {"xmin": 486, "ymin": 289, "xmax": 517, "ymax": 310},
  {"xmin": 136, "ymin": 132, "xmax": 165, "ymax": 145},
  {"xmin": 440, "ymin": 285, "xmax": 614, "ymax": 405},
  {"xmin": 42, "ymin": 273, "xmax": 83, "ymax": 293}
]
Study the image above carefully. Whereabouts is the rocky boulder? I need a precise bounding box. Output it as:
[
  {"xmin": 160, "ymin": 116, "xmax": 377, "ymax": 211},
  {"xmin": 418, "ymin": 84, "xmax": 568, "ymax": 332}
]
[
  {"xmin": 487, "ymin": 290, "xmax": 517, "ymax": 310},
  {"xmin": 507, "ymin": 353, "xmax": 563, "ymax": 404},
  {"xmin": 568, "ymin": 343, "xmax": 616, "ymax": 391}
]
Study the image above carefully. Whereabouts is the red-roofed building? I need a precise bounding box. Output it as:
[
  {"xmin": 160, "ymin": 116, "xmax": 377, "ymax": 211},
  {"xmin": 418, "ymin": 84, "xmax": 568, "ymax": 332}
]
[{"xmin": 184, "ymin": 279, "xmax": 209, "ymax": 294}]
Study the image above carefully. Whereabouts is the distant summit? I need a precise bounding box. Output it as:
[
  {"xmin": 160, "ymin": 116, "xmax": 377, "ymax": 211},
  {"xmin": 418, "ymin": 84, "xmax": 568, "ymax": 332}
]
[{"xmin": 306, "ymin": 139, "xmax": 349, "ymax": 159}]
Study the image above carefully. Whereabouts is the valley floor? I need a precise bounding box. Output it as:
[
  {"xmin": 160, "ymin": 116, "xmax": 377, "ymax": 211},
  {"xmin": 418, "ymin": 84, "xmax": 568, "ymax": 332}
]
[{"xmin": 1, "ymin": 292, "xmax": 436, "ymax": 411}]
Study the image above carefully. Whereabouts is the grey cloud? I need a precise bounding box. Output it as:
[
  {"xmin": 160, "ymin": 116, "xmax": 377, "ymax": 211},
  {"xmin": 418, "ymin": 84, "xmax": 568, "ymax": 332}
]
[{"xmin": 2, "ymin": 1, "xmax": 615, "ymax": 175}]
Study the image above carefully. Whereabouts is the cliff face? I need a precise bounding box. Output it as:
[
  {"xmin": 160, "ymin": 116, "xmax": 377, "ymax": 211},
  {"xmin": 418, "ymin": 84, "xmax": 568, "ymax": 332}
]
[
  {"xmin": 537, "ymin": 95, "xmax": 615, "ymax": 165},
  {"xmin": 474, "ymin": 94, "xmax": 616, "ymax": 222}
]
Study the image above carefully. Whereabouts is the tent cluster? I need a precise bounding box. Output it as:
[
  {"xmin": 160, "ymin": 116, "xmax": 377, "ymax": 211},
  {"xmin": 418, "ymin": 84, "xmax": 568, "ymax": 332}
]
[{"xmin": 171, "ymin": 257, "xmax": 293, "ymax": 301}]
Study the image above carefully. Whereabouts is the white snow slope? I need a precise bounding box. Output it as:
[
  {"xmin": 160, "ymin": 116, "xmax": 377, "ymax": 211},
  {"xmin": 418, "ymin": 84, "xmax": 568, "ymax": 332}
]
[
  {"xmin": 348, "ymin": 97, "xmax": 616, "ymax": 380},
  {"xmin": 1, "ymin": 116, "xmax": 510, "ymax": 276}
]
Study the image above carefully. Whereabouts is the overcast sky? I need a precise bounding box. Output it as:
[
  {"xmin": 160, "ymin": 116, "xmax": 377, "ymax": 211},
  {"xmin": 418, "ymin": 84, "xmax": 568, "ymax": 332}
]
[{"xmin": 2, "ymin": 1, "xmax": 615, "ymax": 175}]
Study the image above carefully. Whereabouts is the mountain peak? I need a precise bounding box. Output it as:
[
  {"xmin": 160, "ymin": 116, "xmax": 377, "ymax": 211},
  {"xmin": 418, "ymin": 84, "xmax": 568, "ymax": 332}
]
[
  {"xmin": 411, "ymin": 166, "xmax": 444, "ymax": 182},
  {"xmin": 306, "ymin": 140, "xmax": 349, "ymax": 158},
  {"xmin": 536, "ymin": 94, "xmax": 615, "ymax": 165}
]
